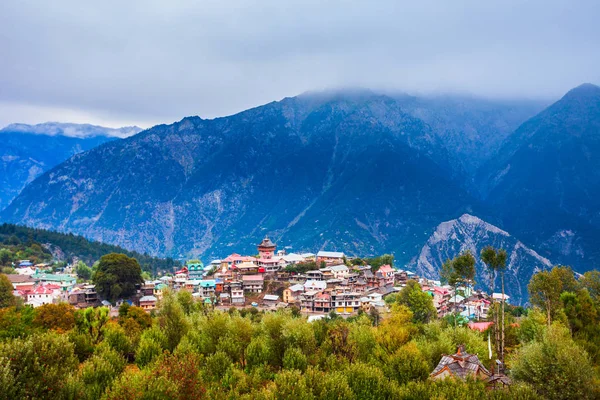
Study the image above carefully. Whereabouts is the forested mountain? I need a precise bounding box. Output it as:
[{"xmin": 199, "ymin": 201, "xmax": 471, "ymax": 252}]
[
  {"xmin": 477, "ymin": 83, "xmax": 600, "ymax": 269},
  {"xmin": 0, "ymin": 92, "xmax": 478, "ymax": 263},
  {"xmin": 0, "ymin": 123, "xmax": 141, "ymax": 210},
  {"xmin": 0, "ymin": 223, "xmax": 177, "ymax": 274},
  {"xmin": 1, "ymin": 85, "xmax": 599, "ymax": 277}
]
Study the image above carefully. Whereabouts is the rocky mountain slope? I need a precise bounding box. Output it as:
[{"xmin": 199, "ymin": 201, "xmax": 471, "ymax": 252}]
[
  {"xmin": 0, "ymin": 92, "xmax": 480, "ymax": 263},
  {"xmin": 410, "ymin": 214, "xmax": 552, "ymax": 305},
  {"xmin": 395, "ymin": 95, "xmax": 545, "ymax": 179},
  {"xmin": 0, "ymin": 123, "xmax": 141, "ymax": 210},
  {"xmin": 478, "ymin": 83, "xmax": 600, "ymax": 269}
]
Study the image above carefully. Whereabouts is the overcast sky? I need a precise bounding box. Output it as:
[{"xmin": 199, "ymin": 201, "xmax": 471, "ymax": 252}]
[{"xmin": 1, "ymin": 0, "xmax": 599, "ymax": 129}]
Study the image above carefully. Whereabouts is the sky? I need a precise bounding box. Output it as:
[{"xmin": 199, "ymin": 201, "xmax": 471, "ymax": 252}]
[{"xmin": 1, "ymin": 0, "xmax": 599, "ymax": 129}]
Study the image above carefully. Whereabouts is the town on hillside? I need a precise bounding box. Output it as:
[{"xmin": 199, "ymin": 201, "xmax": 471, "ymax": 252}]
[{"xmin": 8, "ymin": 236, "xmax": 505, "ymax": 326}]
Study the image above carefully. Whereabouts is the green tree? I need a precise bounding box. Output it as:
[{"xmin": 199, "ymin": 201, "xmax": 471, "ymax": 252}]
[
  {"xmin": 581, "ymin": 270, "xmax": 600, "ymax": 306},
  {"xmin": 529, "ymin": 266, "xmax": 577, "ymax": 325},
  {"xmin": 75, "ymin": 306, "xmax": 110, "ymax": 344},
  {"xmin": 0, "ymin": 274, "xmax": 16, "ymax": 308},
  {"xmin": 480, "ymin": 246, "xmax": 507, "ymax": 362},
  {"xmin": 511, "ymin": 323, "xmax": 597, "ymax": 400},
  {"xmin": 75, "ymin": 260, "xmax": 93, "ymax": 281},
  {"xmin": 157, "ymin": 290, "xmax": 189, "ymax": 352},
  {"xmin": 93, "ymin": 253, "xmax": 143, "ymax": 302},
  {"xmin": 394, "ymin": 280, "xmax": 436, "ymax": 324},
  {"xmin": 0, "ymin": 332, "xmax": 79, "ymax": 399},
  {"xmin": 441, "ymin": 251, "xmax": 475, "ymax": 327},
  {"xmin": 561, "ymin": 290, "xmax": 597, "ymax": 335},
  {"xmin": 0, "ymin": 249, "xmax": 12, "ymax": 266}
]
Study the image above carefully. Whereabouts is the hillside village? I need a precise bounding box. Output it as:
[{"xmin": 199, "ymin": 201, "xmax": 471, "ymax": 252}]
[{"xmin": 8, "ymin": 236, "xmax": 503, "ymax": 326}]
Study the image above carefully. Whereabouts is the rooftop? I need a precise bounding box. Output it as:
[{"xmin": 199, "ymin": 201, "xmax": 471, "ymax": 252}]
[{"xmin": 317, "ymin": 251, "xmax": 345, "ymax": 258}]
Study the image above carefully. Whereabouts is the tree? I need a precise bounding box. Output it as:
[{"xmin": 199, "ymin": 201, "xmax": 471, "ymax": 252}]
[
  {"xmin": 33, "ymin": 303, "xmax": 76, "ymax": 332},
  {"xmin": 529, "ymin": 266, "xmax": 577, "ymax": 325},
  {"xmin": 75, "ymin": 260, "xmax": 92, "ymax": 281},
  {"xmin": 511, "ymin": 323, "xmax": 596, "ymax": 400},
  {"xmin": 0, "ymin": 274, "xmax": 16, "ymax": 308},
  {"xmin": 0, "ymin": 249, "xmax": 12, "ymax": 266},
  {"xmin": 441, "ymin": 252, "xmax": 475, "ymax": 327},
  {"xmin": 0, "ymin": 332, "xmax": 79, "ymax": 399},
  {"xmin": 561, "ymin": 290, "xmax": 597, "ymax": 335},
  {"xmin": 93, "ymin": 253, "xmax": 143, "ymax": 302},
  {"xmin": 75, "ymin": 306, "xmax": 109, "ymax": 344},
  {"xmin": 480, "ymin": 246, "xmax": 507, "ymax": 363},
  {"xmin": 394, "ymin": 280, "xmax": 436, "ymax": 324},
  {"xmin": 156, "ymin": 290, "xmax": 189, "ymax": 352}
]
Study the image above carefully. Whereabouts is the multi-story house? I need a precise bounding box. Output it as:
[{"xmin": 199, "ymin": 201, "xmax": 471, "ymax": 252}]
[
  {"xmin": 376, "ymin": 265, "xmax": 395, "ymax": 286},
  {"xmin": 331, "ymin": 291, "xmax": 361, "ymax": 314},
  {"xmin": 313, "ymin": 292, "xmax": 332, "ymax": 313},
  {"xmin": 316, "ymin": 251, "xmax": 345, "ymax": 265},
  {"xmin": 242, "ymin": 275, "xmax": 264, "ymax": 293},
  {"xmin": 283, "ymin": 284, "xmax": 304, "ymax": 304}
]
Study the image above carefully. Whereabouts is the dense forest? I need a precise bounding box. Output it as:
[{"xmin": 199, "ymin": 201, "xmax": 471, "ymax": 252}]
[
  {"xmin": 0, "ymin": 264, "xmax": 599, "ymax": 399},
  {"xmin": 0, "ymin": 224, "xmax": 179, "ymax": 274}
]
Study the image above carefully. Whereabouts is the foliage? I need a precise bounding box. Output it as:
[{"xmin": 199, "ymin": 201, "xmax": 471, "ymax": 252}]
[
  {"xmin": 528, "ymin": 265, "xmax": 577, "ymax": 324},
  {"xmin": 0, "ymin": 223, "xmax": 179, "ymax": 274},
  {"xmin": 511, "ymin": 323, "xmax": 598, "ymax": 399},
  {"xmin": 93, "ymin": 253, "xmax": 143, "ymax": 302},
  {"xmin": 392, "ymin": 280, "xmax": 436, "ymax": 324},
  {"xmin": 33, "ymin": 303, "xmax": 76, "ymax": 332},
  {"xmin": 0, "ymin": 265, "xmax": 598, "ymax": 399},
  {"xmin": 0, "ymin": 331, "xmax": 79, "ymax": 399},
  {"xmin": 76, "ymin": 260, "xmax": 93, "ymax": 280},
  {"xmin": 0, "ymin": 274, "xmax": 15, "ymax": 308}
]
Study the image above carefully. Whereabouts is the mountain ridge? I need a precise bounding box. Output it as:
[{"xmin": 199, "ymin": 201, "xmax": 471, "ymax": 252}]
[{"xmin": 411, "ymin": 213, "xmax": 552, "ymax": 305}]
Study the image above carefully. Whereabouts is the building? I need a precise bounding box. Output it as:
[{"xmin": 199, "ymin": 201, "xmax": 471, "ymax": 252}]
[
  {"xmin": 7, "ymin": 274, "xmax": 38, "ymax": 291},
  {"xmin": 376, "ymin": 265, "xmax": 395, "ymax": 286},
  {"xmin": 257, "ymin": 237, "xmax": 277, "ymax": 259},
  {"xmin": 139, "ymin": 295, "xmax": 158, "ymax": 311},
  {"xmin": 25, "ymin": 286, "xmax": 55, "ymax": 307},
  {"xmin": 306, "ymin": 270, "xmax": 324, "ymax": 281},
  {"xmin": 231, "ymin": 288, "xmax": 245, "ymax": 304},
  {"xmin": 328, "ymin": 265, "xmax": 350, "ymax": 279},
  {"xmin": 242, "ymin": 275, "xmax": 264, "ymax": 293},
  {"xmin": 304, "ymin": 280, "xmax": 327, "ymax": 291},
  {"xmin": 199, "ymin": 280, "xmax": 217, "ymax": 298},
  {"xmin": 187, "ymin": 260, "xmax": 205, "ymax": 280},
  {"xmin": 32, "ymin": 272, "xmax": 76, "ymax": 291},
  {"xmin": 236, "ymin": 261, "xmax": 259, "ymax": 274},
  {"xmin": 316, "ymin": 251, "xmax": 345, "ymax": 264},
  {"xmin": 283, "ymin": 284, "xmax": 304, "ymax": 303},
  {"xmin": 331, "ymin": 291, "xmax": 361, "ymax": 314},
  {"xmin": 430, "ymin": 345, "xmax": 491, "ymax": 380},
  {"xmin": 262, "ymin": 294, "xmax": 280, "ymax": 307},
  {"xmin": 313, "ymin": 292, "xmax": 332, "ymax": 313},
  {"xmin": 68, "ymin": 285, "xmax": 99, "ymax": 308}
]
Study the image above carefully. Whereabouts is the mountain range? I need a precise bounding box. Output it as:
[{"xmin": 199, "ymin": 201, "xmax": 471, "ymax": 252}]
[
  {"xmin": 1, "ymin": 84, "xmax": 599, "ymax": 298},
  {"xmin": 0, "ymin": 123, "xmax": 141, "ymax": 210}
]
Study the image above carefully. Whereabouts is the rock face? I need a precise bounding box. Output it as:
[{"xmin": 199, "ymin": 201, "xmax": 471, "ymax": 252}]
[
  {"xmin": 0, "ymin": 123, "xmax": 141, "ymax": 210},
  {"xmin": 478, "ymin": 83, "xmax": 600, "ymax": 269},
  {"xmin": 0, "ymin": 92, "xmax": 480, "ymax": 263},
  {"xmin": 411, "ymin": 214, "xmax": 552, "ymax": 305}
]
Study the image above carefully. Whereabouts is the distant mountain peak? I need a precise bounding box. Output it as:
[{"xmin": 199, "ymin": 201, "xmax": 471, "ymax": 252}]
[
  {"xmin": 411, "ymin": 214, "xmax": 552, "ymax": 305},
  {"xmin": 0, "ymin": 122, "xmax": 143, "ymax": 138},
  {"xmin": 561, "ymin": 83, "xmax": 600, "ymax": 101}
]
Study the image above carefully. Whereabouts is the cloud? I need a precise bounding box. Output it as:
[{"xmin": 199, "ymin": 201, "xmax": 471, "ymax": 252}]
[{"xmin": 0, "ymin": 0, "xmax": 598, "ymax": 128}]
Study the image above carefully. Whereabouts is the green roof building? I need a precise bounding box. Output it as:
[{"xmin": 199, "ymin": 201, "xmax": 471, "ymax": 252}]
[{"xmin": 186, "ymin": 260, "xmax": 205, "ymax": 279}]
